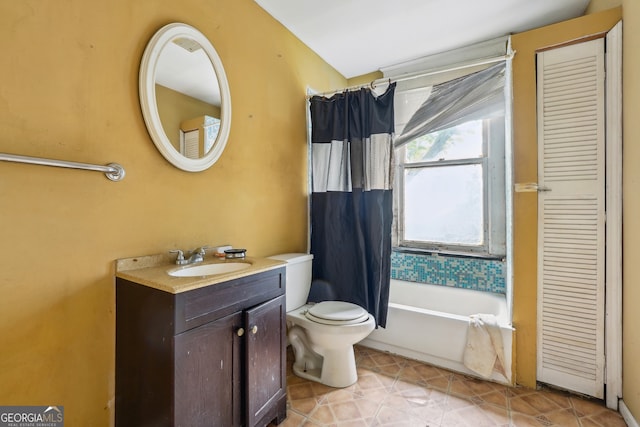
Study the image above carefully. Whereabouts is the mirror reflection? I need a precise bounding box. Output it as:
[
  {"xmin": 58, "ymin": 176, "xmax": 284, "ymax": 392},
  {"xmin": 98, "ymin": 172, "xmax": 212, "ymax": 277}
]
[
  {"xmin": 155, "ymin": 38, "xmax": 221, "ymax": 159},
  {"xmin": 139, "ymin": 23, "xmax": 231, "ymax": 172}
]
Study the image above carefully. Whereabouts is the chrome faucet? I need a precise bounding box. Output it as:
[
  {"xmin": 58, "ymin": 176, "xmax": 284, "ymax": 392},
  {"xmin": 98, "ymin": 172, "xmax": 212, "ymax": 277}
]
[
  {"xmin": 170, "ymin": 246, "xmax": 209, "ymax": 265},
  {"xmin": 187, "ymin": 247, "xmax": 207, "ymax": 264}
]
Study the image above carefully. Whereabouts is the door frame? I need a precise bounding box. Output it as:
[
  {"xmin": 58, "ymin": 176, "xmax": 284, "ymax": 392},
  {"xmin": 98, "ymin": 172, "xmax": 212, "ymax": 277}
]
[{"xmin": 605, "ymin": 20, "xmax": 623, "ymax": 410}]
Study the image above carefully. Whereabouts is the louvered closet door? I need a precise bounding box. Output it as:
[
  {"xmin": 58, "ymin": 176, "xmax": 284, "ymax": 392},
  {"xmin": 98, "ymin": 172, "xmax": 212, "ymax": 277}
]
[{"xmin": 536, "ymin": 38, "xmax": 605, "ymax": 399}]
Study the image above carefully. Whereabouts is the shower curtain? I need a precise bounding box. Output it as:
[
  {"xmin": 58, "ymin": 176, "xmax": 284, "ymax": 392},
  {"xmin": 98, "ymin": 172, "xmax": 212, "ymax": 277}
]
[{"xmin": 309, "ymin": 83, "xmax": 396, "ymax": 328}]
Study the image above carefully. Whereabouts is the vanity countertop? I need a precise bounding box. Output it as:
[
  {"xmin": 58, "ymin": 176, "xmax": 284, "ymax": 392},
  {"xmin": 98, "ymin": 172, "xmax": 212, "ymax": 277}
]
[{"xmin": 115, "ymin": 254, "xmax": 286, "ymax": 294}]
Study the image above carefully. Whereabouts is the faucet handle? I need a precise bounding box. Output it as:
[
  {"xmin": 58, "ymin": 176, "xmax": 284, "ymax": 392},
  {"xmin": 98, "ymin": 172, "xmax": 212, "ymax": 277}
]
[
  {"xmin": 169, "ymin": 249, "xmax": 188, "ymax": 265},
  {"xmin": 192, "ymin": 246, "xmax": 210, "ymax": 255}
]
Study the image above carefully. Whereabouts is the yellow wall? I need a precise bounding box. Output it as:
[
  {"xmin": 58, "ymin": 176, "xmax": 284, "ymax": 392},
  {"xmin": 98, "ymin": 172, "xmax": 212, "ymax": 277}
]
[
  {"xmin": 347, "ymin": 71, "xmax": 383, "ymax": 88},
  {"xmin": 622, "ymin": 0, "xmax": 640, "ymax": 420},
  {"xmin": 510, "ymin": 7, "xmax": 622, "ymax": 387},
  {"xmin": 587, "ymin": 0, "xmax": 622, "ymax": 14},
  {"xmin": 0, "ymin": 0, "xmax": 345, "ymax": 425}
]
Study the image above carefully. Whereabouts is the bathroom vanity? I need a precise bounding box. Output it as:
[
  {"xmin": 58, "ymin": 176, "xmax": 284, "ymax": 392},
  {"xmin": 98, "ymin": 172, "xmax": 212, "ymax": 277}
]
[{"xmin": 115, "ymin": 255, "xmax": 287, "ymax": 427}]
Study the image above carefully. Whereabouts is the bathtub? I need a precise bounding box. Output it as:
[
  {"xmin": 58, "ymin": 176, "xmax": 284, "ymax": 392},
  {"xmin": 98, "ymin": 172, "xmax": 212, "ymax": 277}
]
[{"xmin": 360, "ymin": 279, "xmax": 514, "ymax": 384}]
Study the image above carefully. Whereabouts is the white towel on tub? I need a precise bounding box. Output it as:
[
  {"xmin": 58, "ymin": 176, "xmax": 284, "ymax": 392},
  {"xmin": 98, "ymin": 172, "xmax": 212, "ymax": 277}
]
[{"xmin": 463, "ymin": 314, "xmax": 505, "ymax": 379}]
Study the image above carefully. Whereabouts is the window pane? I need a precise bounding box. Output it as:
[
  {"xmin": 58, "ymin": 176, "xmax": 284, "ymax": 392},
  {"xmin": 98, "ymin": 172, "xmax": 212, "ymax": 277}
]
[
  {"xmin": 405, "ymin": 120, "xmax": 483, "ymax": 163},
  {"xmin": 404, "ymin": 164, "xmax": 483, "ymax": 245}
]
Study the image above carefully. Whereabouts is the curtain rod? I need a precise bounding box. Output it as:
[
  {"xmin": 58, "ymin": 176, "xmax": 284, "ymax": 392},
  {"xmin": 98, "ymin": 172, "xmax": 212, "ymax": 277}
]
[
  {"xmin": 0, "ymin": 152, "xmax": 126, "ymax": 181},
  {"xmin": 307, "ymin": 52, "xmax": 515, "ymax": 99}
]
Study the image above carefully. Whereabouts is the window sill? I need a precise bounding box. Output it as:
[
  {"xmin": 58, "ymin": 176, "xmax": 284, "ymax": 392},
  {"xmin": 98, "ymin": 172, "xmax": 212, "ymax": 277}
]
[{"xmin": 392, "ymin": 246, "xmax": 505, "ymax": 261}]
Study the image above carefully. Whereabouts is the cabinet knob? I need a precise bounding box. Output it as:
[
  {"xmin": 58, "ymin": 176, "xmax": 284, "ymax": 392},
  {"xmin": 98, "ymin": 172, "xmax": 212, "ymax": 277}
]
[
  {"xmin": 237, "ymin": 327, "xmax": 245, "ymax": 337},
  {"xmin": 251, "ymin": 325, "xmax": 258, "ymax": 335}
]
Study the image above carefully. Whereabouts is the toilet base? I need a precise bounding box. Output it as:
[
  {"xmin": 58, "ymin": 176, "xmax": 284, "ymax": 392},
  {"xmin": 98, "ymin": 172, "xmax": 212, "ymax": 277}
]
[
  {"xmin": 319, "ymin": 347, "xmax": 358, "ymax": 388},
  {"xmin": 291, "ymin": 364, "xmax": 323, "ymax": 384},
  {"xmin": 289, "ymin": 326, "xmax": 359, "ymax": 388}
]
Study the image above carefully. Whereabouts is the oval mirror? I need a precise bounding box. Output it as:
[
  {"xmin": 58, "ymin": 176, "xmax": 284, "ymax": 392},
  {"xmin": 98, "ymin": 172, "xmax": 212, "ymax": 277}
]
[{"xmin": 139, "ymin": 23, "xmax": 231, "ymax": 172}]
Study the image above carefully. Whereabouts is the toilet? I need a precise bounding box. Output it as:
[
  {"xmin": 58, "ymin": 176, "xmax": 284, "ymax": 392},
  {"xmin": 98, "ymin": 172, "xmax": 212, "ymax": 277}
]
[{"xmin": 269, "ymin": 253, "xmax": 376, "ymax": 388}]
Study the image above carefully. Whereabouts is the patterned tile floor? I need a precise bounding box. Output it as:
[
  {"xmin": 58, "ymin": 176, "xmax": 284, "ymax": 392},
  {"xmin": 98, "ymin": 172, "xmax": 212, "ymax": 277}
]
[{"xmin": 272, "ymin": 345, "xmax": 626, "ymax": 427}]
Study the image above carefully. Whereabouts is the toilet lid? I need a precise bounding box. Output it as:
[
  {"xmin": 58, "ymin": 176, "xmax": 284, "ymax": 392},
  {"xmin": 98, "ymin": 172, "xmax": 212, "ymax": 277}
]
[{"xmin": 305, "ymin": 301, "xmax": 370, "ymax": 326}]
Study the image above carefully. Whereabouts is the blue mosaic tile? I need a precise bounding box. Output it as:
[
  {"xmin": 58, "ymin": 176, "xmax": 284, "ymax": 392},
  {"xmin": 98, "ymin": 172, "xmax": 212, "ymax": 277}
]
[{"xmin": 390, "ymin": 251, "xmax": 506, "ymax": 295}]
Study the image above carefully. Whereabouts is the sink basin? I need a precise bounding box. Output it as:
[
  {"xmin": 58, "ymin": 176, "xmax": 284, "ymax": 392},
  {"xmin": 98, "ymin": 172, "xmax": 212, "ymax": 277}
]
[{"xmin": 168, "ymin": 262, "xmax": 251, "ymax": 277}]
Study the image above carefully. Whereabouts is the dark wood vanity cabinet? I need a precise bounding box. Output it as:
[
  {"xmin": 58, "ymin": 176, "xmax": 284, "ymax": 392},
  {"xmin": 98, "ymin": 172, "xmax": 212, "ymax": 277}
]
[{"xmin": 115, "ymin": 267, "xmax": 287, "ymax": 427}]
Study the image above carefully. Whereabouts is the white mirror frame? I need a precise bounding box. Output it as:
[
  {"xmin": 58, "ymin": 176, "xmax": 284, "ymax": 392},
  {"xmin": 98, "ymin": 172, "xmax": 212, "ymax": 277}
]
[{"xmin": 139, "ymin": 23, "xmax": 232, "ymax": 172}]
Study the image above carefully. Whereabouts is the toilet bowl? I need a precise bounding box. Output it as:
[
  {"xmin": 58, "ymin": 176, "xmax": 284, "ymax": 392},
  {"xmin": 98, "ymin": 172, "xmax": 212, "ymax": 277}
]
[{"xmin": 268, "ymin": 253, "xmax": 376, "ymax": 388}]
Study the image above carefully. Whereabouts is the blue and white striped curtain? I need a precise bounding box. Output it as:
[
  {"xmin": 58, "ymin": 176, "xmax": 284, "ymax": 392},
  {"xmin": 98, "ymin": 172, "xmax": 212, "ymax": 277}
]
[{"xmin": 309, "ymin": 83, "xmax": 395, "ymax": 327}]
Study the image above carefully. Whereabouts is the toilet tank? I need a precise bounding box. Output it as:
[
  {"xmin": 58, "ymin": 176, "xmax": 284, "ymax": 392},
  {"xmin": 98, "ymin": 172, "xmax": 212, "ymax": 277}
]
[{"xmin": 268, "ymin": 253, "xmax": 313, "ymax": 312}]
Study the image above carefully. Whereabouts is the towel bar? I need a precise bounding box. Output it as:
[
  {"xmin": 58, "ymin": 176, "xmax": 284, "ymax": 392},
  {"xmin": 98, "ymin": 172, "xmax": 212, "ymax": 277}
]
[{"xmin": 0, "ymin": 152, "xmax": 125, "ymax": 181}]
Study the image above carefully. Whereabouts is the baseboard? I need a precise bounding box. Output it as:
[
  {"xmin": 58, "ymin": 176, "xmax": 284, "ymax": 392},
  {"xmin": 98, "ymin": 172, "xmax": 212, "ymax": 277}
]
[
  {"xmin": 359, "ymin": 340, "xmax": 512, "ymax": 385},
  {"xmin": 620, "ymin": 400, "xmax": 640, "ymax": 427}
]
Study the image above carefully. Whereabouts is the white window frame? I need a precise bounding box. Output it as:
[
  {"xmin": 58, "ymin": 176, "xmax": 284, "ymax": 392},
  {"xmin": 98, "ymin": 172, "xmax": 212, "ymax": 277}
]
[{"xmin": 394, "ymin": 115, "xmax": 506, "ymax": 257}]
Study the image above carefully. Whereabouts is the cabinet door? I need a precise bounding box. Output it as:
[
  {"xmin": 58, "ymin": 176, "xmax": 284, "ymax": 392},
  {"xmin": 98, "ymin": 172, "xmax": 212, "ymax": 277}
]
[
  {"xmin": 174, "ymin": 311, "xmax": 243, "ymax": 427},
  {"xmin": 245, "ymin": 295, "xmax": 287, "ymax": 427}
]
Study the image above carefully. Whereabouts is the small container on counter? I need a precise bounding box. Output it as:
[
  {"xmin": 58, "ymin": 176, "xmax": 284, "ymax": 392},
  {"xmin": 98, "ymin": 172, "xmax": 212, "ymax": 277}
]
[{"xmin": 224, "ymin": 248, "xmax": 247, "ymax": 259}]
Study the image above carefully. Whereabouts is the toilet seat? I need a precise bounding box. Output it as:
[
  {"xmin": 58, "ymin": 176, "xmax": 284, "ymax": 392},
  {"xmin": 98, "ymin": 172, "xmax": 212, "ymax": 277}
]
[{"xmin": 305, "ymin": 301, "xmax": 370, "ymax": 326}]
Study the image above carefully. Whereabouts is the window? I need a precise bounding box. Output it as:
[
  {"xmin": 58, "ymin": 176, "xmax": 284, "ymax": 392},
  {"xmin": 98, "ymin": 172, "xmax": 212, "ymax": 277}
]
[{"xmin": 393, "ymin": 67, "xmax": 507, "ymax": 256}]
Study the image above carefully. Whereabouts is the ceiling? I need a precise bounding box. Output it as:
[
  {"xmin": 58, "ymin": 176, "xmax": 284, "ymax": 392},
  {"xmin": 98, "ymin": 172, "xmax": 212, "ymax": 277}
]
[
  {"xmin": 156, "ymin": 40, "xmax": 221, "ymax": 106},
  {"xmin": 254, "ymin": 0, "xmax": 591, "ymax": 79}
]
